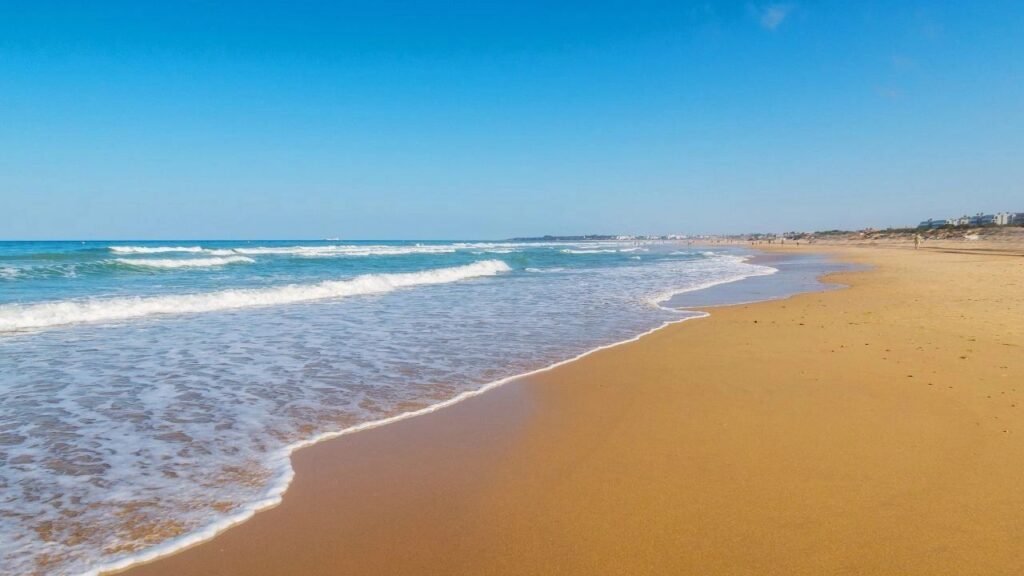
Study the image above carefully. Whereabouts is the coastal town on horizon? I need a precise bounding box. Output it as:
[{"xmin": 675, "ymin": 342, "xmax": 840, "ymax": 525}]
[{"xmin": 514, "ymin": 207, "xmax": 1024, "ymax": 244}]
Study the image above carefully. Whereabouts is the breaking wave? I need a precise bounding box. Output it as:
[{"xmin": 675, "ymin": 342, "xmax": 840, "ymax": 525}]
[
  {"xmin": 114, "ymin": 256, "xmax": 256, "ymax": 269},
  {"xmin": 109, "ymin": 246, "xmax": 207, "ymax": 254},
  {"xmin": 0, "ymin": 260, "xmax": 511, "ymax": 333}
]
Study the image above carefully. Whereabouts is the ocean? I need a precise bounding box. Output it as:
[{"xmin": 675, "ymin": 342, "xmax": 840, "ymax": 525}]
[{"xmin": 0, "ymin": 240, "xmax": 775, "ymax": 574}]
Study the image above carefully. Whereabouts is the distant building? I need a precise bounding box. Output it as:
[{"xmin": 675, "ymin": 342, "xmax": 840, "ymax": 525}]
[
  {"xmin": 917, "ymin": 218, "xmax": 950, "ymax": 229},
  {"xmin": 919, "ymin": 210, "xmax": 1021, "ymax": 228},
  {"xmin": 994, "ymin": 212, "xmax": 1014, "ymax": 226}
]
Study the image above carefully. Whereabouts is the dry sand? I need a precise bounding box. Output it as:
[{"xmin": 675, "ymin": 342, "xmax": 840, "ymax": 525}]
[{"xmin": 120, "ymin": 245, "xmax": 1024, "ymax": 575}]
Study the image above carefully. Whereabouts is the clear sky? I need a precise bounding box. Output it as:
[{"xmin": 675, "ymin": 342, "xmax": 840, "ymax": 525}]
[{"xmin": 1, "ymin": 1, "xmax": 1021, "ymax": 239}]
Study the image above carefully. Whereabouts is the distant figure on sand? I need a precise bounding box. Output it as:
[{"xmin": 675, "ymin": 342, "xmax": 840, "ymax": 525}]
[{"xmin": 914, "ymin": 233, "xmax": 921, "ymax": 250}]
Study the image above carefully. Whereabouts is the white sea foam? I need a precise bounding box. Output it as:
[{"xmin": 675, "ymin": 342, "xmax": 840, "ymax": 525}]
[
  {"xmin": 114, "ymin": 256, "xmax": 256, "ymax": 268},
  {"xmin": 561, "ymin": 247, "xmax": 646, "ymax": 254},
  {"xmin": 109, "ymin": 246, "xmax": 207, "ymax": 254},
  {"xmin": 105, "ymin": 242, "xmax": 656, "ymax": 259},
  {"xmin": 107, "ymin": 244, "xmax": 463, "ymax": 257},
  {"xmin": 0, "ymin": 260, "xmax": 511, "ymax": 333},
  {"xmin": 0, "ymin": 266, "xmax": 19, "ymax": 279},
  {"xmin": 229, "ymin": 245, "xmax": 459, "ymax": 257},
  {"xmin": 227, "ymin": 242, "xmax": 565, "ymax": 257},
  {"xmin": 647, "ymin": 255, "xmax": 773, "ymax": 306}
]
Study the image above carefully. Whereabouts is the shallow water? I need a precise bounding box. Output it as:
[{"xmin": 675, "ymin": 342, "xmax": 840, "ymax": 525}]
[
  {"xmin": 1, "ymin": 240, "xmax": 782, "ymax": 574},
  {"xmin": 667, "ymin": 251, "xmax": 859, "ymax": 308}
]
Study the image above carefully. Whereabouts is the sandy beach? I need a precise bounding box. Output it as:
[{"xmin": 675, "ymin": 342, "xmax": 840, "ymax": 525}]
[{"xmin": 119, "ymin": 244, "xmax": 1024, "ymax": 576}]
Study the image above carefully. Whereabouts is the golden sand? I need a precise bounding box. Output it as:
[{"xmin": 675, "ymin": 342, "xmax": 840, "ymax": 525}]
[{"xmin": 120, "ymin": 245, "xmax": 1024, "ymax": 575}]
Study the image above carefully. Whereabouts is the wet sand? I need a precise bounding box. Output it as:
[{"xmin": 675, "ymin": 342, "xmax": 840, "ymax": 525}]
[{"xmin": 121, "ymin": 245, "xmax": 1024, "ymax": 575}]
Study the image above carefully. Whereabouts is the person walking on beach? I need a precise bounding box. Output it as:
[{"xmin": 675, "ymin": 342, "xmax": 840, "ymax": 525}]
[{"xmin": 914, "ymin": 233, "xmax": 921, "ymax": 250}]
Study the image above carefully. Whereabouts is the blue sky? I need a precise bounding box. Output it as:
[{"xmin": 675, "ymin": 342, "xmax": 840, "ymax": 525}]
[{"xmin": 1, "ymin": 1, "xmax": 1021, "ymax": 239}]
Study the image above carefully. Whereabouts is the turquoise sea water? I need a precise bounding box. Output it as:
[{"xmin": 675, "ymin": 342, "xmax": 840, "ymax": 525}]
[{"xmin": 0, "ymin": 240, "xmax": 775, "ymax": 575}]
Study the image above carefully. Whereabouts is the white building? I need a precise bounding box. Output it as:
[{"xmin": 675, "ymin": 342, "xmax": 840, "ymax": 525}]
[{"xmin": 919, "ymin": 211, "xmax": 1021, "ymax": 228}]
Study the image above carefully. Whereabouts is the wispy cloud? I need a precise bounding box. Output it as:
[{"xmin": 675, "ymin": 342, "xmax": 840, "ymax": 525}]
[{"xmin": 756, "ymin": 3, "xmax": 795, "ymax": 30}]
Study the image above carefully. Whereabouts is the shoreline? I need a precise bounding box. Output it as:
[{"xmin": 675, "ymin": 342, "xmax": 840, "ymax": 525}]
[
  {"xmin": 120, "ymin": 244, "xmax": 1024, "ymax": 575},
  {"xmin": 96, "ymin": 251, "xmax": 788, "ymax": 575}
]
